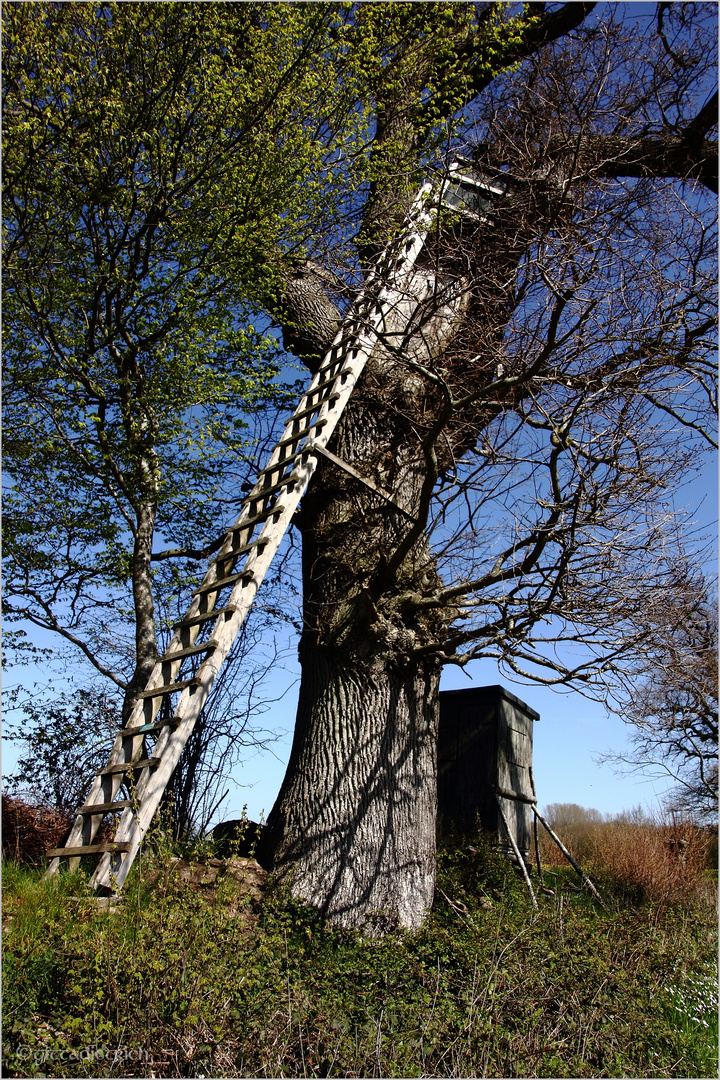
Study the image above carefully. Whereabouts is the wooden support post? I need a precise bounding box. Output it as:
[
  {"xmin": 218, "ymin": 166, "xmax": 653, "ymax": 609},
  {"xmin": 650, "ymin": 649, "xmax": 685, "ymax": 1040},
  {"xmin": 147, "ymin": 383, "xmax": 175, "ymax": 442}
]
[
  {"xmin": 532, "ymin": 806, "xmax": 608, "ymax": 912},
  {"xmin": 308, "ymin": 442, "xmax": 415, "ymax": 520},
  {"xmin": 528, "ymin": 766, "xmax": 544, "ymax": 884},
  {"xmin": 494, "ymin": 791, "xmax": 538, "ymax": 912}
]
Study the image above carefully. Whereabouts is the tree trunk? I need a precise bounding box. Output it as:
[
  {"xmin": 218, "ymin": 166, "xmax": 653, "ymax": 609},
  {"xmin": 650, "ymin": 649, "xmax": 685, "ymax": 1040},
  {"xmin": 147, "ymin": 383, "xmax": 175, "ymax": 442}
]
[
  {"xmin": 262, "ymin": 255, "xmax": 497, "ymax": 929},
  {"xmin": 262, "ymin": 423, "xmax": 447, "ymax": 931},
  {"xmin": 123, "ymin": 497, "xmax": 159, "ymax": 720},
  {"xmin": 265, "ymin": 644, "xmax": 440, "ymax": 932},
  {"xmin": 263, "ymin": 189, "xmax": 535, "ymax": 930}
]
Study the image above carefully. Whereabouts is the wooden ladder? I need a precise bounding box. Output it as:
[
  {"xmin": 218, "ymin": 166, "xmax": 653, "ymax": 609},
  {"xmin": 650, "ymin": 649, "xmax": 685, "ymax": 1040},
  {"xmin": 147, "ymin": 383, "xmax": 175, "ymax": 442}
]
[{"xmin": 45, "ymin": 179, "xmax": 439, "ymax": 892}]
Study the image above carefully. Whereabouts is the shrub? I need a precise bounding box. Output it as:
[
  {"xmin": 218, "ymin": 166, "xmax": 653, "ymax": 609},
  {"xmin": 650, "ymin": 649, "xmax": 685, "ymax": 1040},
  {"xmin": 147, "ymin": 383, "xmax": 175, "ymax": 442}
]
[
  {"xmin": 437, "ymin": 831, "xmax": 528, "ymax": 909},
  {"xmin": 2, "ymin": 850, "xmax": 717, "ymax": 1079},
  {"xmin": 537, "ymin": 814, "xmax": 712, "ymax": 904},
  {"xmin": 1, "ymin": 794, "xmax": 71, "ymax": 866},
  {"xmin": 589, "ymin": 820, "xmax": 711, "ymax": 903}
]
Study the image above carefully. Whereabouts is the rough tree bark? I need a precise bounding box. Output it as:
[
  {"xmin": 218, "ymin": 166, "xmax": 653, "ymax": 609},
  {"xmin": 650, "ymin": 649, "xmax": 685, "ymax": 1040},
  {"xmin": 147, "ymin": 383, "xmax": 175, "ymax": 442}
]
[{"xmin": 125, "ymin": 497, "xmax": 160, "ymax": 719}]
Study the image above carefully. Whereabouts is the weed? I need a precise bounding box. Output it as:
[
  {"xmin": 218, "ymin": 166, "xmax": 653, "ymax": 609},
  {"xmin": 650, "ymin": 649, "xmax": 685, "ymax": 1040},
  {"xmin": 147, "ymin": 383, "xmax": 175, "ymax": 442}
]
[{"xmin": 661, "ymin": 964, "xmax": 719, "ymax": 1077}]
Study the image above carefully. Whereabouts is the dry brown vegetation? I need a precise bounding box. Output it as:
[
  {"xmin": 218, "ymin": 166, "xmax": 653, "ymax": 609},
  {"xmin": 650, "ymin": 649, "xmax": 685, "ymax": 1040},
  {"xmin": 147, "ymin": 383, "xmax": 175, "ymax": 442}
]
[
  {"xmin": 537, "ymin": 809, "xmax": 716, "ymax": 906},
  {"xmin": 0, "ymin": 794, "xmax": 122, "ymax": 868},
  {"xmin": 1, "ymin": 795, "xmax": 71, "ymax": 866}
]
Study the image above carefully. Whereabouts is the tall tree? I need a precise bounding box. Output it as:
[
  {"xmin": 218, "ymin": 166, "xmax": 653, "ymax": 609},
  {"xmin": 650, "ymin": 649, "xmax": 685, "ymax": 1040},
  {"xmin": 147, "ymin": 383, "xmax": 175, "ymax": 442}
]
[
  {"xmin": 1, "ymin": 0, "xmax": 377, "ymax": 834},
  {"xmin": 2, "ymin": 4, "xmax": 371, "ymax": 728},
  {"xmin": 600, "ymin": 570, "xmax": 718, "ymax": 823},
  {"xmin": 260, "ymin": 2, "xmax": 717, "ymax": 929}
]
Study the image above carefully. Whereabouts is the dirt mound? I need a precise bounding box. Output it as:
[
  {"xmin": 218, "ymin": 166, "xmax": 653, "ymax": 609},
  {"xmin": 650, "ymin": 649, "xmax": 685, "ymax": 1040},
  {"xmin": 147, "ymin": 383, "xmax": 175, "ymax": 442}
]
[
  {"xmin": 173, "ymin": 855, "xmax": 266, "ymax": 895},
  {"xmin": 146, "ymin": 855, "xmax": 268, "ymax": 925}
]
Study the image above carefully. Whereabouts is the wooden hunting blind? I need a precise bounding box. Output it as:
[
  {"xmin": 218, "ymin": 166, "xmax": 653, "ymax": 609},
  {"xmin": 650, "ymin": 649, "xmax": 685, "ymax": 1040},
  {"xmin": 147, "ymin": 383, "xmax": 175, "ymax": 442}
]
[
  {"xmin": 416, "ymin": 160, "xmax": 511, "ymax": 278},
  {"xmin": 437, "ymin": 159, "xmax": 509, "ymax": 223},
  {"xmin": 437, "ymin": 685, "xmax": 539, "ymax": 858}
]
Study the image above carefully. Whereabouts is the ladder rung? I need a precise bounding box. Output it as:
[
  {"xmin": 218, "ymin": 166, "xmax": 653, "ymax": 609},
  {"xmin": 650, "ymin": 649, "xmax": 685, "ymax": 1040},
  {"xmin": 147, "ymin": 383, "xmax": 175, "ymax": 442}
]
[
  {"xmin": 137, "ymin": 676, "xmax": 199, "ymax": 699},
  {"xmin": 317, "ymin": 341, "xmax": 362, "ymax": 373},
  {"xmin": 305, "ymin": 367, "xmax": 353, "ymax": 397},
  {"xmin": 254, "ymin": 462, "xmax": 299, "ymax": 486},
  {"xmin": 290, "ymin": 392, "xmax": 340, "ymax": 425},
  {"xmin": 173, "ymin": 604, "xmax": 237, "ymax": 629},
  {"xmin": 161, "ymin": 640, "xmax": 219, "ymax": 662},
  {"xmin": 100, "ymin": 757, "xmax": 161, "ymax": 775},
  {"xmin": 250, "ymin": 468, "xmax": 301, "ymax": 500},
  {"xmin": 316, "ymin": 342, "xmax": 347, "ymax": 366},
  {"xmin": 118, "ymin": 716, "xmax": 181, "ymax": 737},
  {"xmin": 46, "ymin": 842, "xmax": 132, "ymax": 858},
  {"xmin": 227, "ymin": 503, "xmax": 285, "ymax": 535},
  {"xmin": 193, "ymin": 569, "xmax": 254, "ymax": 596},
  {"xmin": 256, "ymin": 443, "xmax": 311, "ymax": 476},
  {"xmin": 211, "ymin": 537, "xmax": 268, "ymax": 565},
  {"xmin": 78, "ymin": 799, "xmax": 134, "ymax": 815},
  {"xmin": 277, "ymin": 418, "xmax": 327, "ymax": 449}
]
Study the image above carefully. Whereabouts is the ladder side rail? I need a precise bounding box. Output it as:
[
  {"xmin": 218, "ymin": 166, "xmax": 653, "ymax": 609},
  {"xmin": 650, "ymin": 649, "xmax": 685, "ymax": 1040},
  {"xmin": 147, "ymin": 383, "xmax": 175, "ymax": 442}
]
[
  {"xmin": 115, "ymin": 251, "xmax": 421, "ymax": 717},
  {"xmin": 77, "ymin": 377, "xmax": 344, "ymax": 866},
  {"xmin": 53, "ymin": 327, "xmax": 377, "ymax": 878}
]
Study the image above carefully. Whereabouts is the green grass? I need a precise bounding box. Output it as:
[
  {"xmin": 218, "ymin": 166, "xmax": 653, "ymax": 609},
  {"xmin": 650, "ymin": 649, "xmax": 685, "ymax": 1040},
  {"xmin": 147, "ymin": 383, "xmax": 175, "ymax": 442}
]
[{"xmin": 2, "ymin": 840, "xmax": 717, "ymax": 1078}]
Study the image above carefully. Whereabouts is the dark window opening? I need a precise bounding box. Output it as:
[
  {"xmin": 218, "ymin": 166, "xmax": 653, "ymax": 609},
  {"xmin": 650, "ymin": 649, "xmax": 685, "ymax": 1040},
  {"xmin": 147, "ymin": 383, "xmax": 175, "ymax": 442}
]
[{"xmin": 441, "ymin": 181, "xmax": 494, "ymax": 217}]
